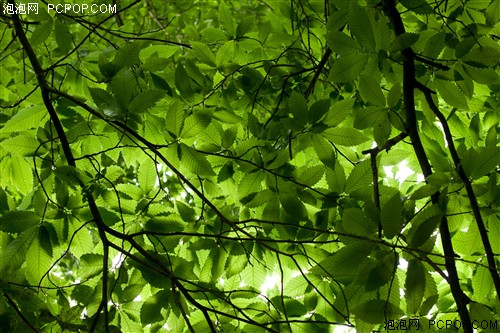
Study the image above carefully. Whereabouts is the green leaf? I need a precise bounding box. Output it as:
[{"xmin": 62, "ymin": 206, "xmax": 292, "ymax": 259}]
[
  {"xmin": 345, "ymin": 160, "xmax": 371, "ymax": 193},
  {"xmin": 138, "ymin": 158, "xmax": 157, "ymax": 194},
  {"xmin": 113, "ymin": 42, "xmax": 142, "ymax": 67},
  {"xmin": 10, "ymin": 155, "xmax": 33, "ymax": 195},
  {"xmin": 280, "ymin": 194, "xmax": 308, "ymax": 221},
  {"xmin": 472, "ymin": 266, "xmax": 494, "ymax": 302},
  {"xmin": 177, "ymin": 143, "xmax": 215, "ymax": 176},
  {"xmin": 389, "ymin": 33, "xmax": 420, "ymax": 52},
  {"xmin": 297, "ymin": 165, "xmax": 324, "ymax": 187},
  {"xmin": 348, "ymin": 3, "xmax": 376, "ymax": 51},
  {"xmin": 25, "ymin": 226, "xmax": 53, "ymax": 285},
  {"xmin": 327, "ymin": 31, "xmax": 362, "ymax": 56},
  {"xmin": 324, "ymin": 99, "xmax": 354, "ymax": 126},
  {"xmin": 141, "ymin": 291, "xmax": 169, "ymax": 325},
  {"xmin": 181, "ymin": 110, "xmax": 212, "ymax": 138},
  {"xmin": 175, "ymin": 63, "xmax": 194, "ymax": 99},
  {"xmin": 311, "ymin": 241, "xmax": 374, "ymax": 279},
  {"xmin": 461, "ymin": 46, "xmax": 500, "ymax": 67},
  {"xmin": 359, "ymin": 74, "xmax": 385, "ymax": 106},
  {"xmin": 470, "ymin": 147, "xmax": 500, "ymax": 179},
  {"xmin": 381, "ymin": 193, "xmax": 403, "ymax": 239},
  {"xmin": 311, "ymin": 134, "xmax": 335, "ymax": 169},
  {"xmin": 218, "ymin": 1, "xmax": 236, "ymax": 37},
  {"xmin": 165, "ymin": 101, "xmax": 185, "ymax": 138},
  {"xmin": 405, "ymin": 260, "xmax": 426, "ymax": 314},
  {"xmin": 408, "ymin": 214, "xmax": 442, "ymax": 248},
  {"xmin": 30, "ymin": 19, "xmax": 53, "ymax": 46},
  {"xmin": 352, "ymin": 300, "xmax": 404, "ymax": 324},
  {"xmin": 322, "ymin": 127, "xmax": 370, "ymax": 146},
  {"xmin": 191, "ymin": 41, "xmax": 217, "ymax": 67},
  {"xmin": 424, "ymin": 31, "xmax": 446, "ymax": 58},
  {"xmin": 0, "ymin": 105, "xmax": 47, "ymax": 133},
  {"xmin": 434, "ymin": 79, "xmax": 468, "ymax": 109},
  {"xmin": 120, "ymin": 284, "xmax": 144, "ymax": 303},
  {"xmin": 54, "ymin": 18, "xmax": 72, "ymax": 54},
  {"xmin": 0, "ymin": 211, "xmax": 39, "ymax": 234},
  {"xmin": 330, "ymin": 53, "xmax": 369, "ymax": 82},
  {"xmin": 238, "ymin": 171, "xmax": 263, "ymax": 200},
  {"xmin": 308, "ymin": 99, "xmax": 331, "ymax": 124},
  {"xmin": 79, "ymin": 254, "xmax": 104, "ymax": 280},
  {"xmin": 0, "ymin": 226, "xmax": 37, "ymax": 274},
  {"xmin": 289, "ymin": 91, "xmax": 308, "ymax": 124},
  {"xmin": 109, "ymin": 68, "xmax": 136, "ymax": 109},
  {"xmin": 216, "ymin": 41, "xmax": 235, "ymax": 67},
  {"xmin": 0, "ymin": 135, "xmax": 39, "ymax": 156},
  {"xmin": 129, "ymin": 90, "xmax": 165, "ymax": 113}
]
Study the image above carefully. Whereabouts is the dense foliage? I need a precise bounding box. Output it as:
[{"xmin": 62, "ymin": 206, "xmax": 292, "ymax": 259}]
[{"xmin": 1, "ymin": 0, "xmax": 500, "ymax": 332}]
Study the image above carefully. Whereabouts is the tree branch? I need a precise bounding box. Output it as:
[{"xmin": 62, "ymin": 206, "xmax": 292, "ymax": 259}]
[
  {"xmin": 382, "ymin": 1, "xmax": 472, "ymax": 331},
  {"xmin": 416, "ymin": 81, "xmax": 500, "ymax": 299}
]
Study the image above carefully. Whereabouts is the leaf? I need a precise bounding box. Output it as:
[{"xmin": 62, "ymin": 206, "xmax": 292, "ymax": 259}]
[
  {"xmin": 177, "ymin": 143, "xmax": 215, "ymax": 176},
  {"xmin": 191, "ymin": 41, "xmax": 217, "ymax": 67},
  {"xmin": 322, "ymin": 127, "xmax": 370, "ymax": 146},
  {"xmin": 389, "ymin": 33, "xmax": 420, "ymax": 52},
  {"xmin": 218, "ymin": 1, "xmax": 236, "ymax": 37},
  {"xmin": 175, "ymin": 63, "xmax": 194, "ymax": 99},
  {"xmin": 434, "ymin": 79, "xmax": 468, "ymax": 109},
  {"xmin": 181, "ymin": 110, "xmax": 212, "ymax": 138},
  {"xmin": 280, "ymin": 194, "xmax": 308, "ymax": 221},
  {"xmin": 326, "ymin": 31, "xmax": 362, "ymax": 56},
  {"xmin": 470, "ymin": 147, "xmax": 500, "ymax": 179},
  {"xmin": 297, "ymin": 165, "xmax": 324, "ymax": 187},
  {"xmin": 129, "ymin": 90, "xmax": 165, "ymax": 114},
  {"xmin": 238, "ymin": 171, "xmax": 263, "ymax": 200},
  {"xmin": 138, "ymin": 158, "xmax": 157, "ymax": 194},
  {"xmin": 345, "ymin": 160, "xmax": 371, "ymax": 193},
  {"xmin": 109, "ymin": 68, "xmax": 136, "ymax": 109},
  {"xmin": 352, "ymin": 300, "xmax": 404, "ymax": 324},
  {"xmin": 141, "ymin": 291, "xmax": 169, "ymax": 325},
  {"xmin": 461, "ymin": 46, "xmax": 500, "ymax": 67},
  {"xmin": 216, "ymin": 41, "xmax": 235, "ymax": 67},
  {"xmin": 165, "ymin": 101, "xmax": 185, "ymax": 138},
  {"xmin": 10, "ymin": 155, "xmax": 33, "ymax": 194},
  {"xmin": 113, "ymin": 42, "xmax": 142, "ymax": 67},
  {"xmin": 289, "ymin": 91, "xmax": 308, "ymax": 124},
  {"xmin": 311, "ymin": 241, "xmax": 374, "ymax": 279},
  {"xmin": 308, "ymin": 99, "xmax": 330, "ymax": 124},
  {"xmin": 0, "ymin": 135, "xmax": 39, "ymax": 156},
  {"xmin": 324, "ymin": 99, "xmax": 354, "ymax": 126},
  {"xmin": 311, "ymin": 134, "xmax": 335, "ymax": 169},
  {"xmin": 30, "ymin": 19, "xmax": 53, "ymax": 46},
  {"xmin": 359, "ymin": 74, "xmax": 385, "ymax": 106},
  {"xmin": 0, "ymin": 226, "xmax": 37, "ymax": 274},
  {"xmin": 25, "ymin": 226, "xmax": 53, "ymax": 285},
  {"xmin": 381, "ymin": 193, "xmax": 403, "ymax": 238},
  {"xmin": 330, "ymin": 53, "xmax": 369, "ymax": 82},
  {"xmin": 405, "ymin": 260, "xmax": 426, "ymax": 314},
  {"xmin": 348, "ymin": 3, "xmax": 376, "ymax": 51},
  {"xmin": 0, "ymin": 105, "xmax": 47, "ymax": 133},
  {"xmin": 79, "ymin": 254, "xmax": 104, "ymax": 280},
  {"xmin": 54, "ymin": 18, "xmax": 72, "ymax": 53},
  {"xmin": 424, "ymin": 31, "xmax": 445, "ymax": 58},
  {"xmin": 472, "ymin": 266, "xmax": 494, "ymax": 302},
  {"xmin": 120, "ymin": 284, "xmax": 144, "ymax": 303},
  {"xmin": 0, "ymin": 211, "xmax": 39, "ymax": 234},
  {"xmin": 408, "ymin": 214, "xmax": 442, "ymax": 248}
]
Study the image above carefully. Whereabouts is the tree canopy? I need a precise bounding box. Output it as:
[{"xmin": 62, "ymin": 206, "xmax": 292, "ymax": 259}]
[{"xmin": 1, "ymin": 0, "xmax": 500, "ymax": 332}]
